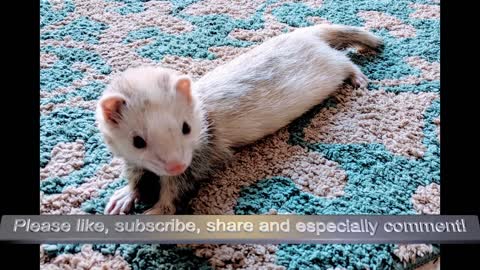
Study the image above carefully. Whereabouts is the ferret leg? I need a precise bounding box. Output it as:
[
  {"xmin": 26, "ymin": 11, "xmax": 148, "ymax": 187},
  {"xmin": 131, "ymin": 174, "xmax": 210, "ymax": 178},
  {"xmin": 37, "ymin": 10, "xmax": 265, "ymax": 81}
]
[
  {"xmin": 144, "ymin": 176, "xmax": 178, "ymax": 215},
  {"xmin": 104, "ymin": 163, "xmax": 142, "ymax": 215}
]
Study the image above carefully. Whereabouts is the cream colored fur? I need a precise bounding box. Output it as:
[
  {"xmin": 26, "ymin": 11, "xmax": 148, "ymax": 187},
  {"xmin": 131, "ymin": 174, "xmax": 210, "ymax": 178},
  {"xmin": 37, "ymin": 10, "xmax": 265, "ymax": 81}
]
[{"xmin": 97, "ymin": 24, "xmax": 382, "ymax": 215}]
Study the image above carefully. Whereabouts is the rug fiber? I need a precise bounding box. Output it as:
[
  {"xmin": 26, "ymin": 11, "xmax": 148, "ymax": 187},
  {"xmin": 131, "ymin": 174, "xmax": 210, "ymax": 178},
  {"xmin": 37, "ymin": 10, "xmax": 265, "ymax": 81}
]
[{"xmin": 40, "ymin": 0, "xmax": 440, "ymax": 269}]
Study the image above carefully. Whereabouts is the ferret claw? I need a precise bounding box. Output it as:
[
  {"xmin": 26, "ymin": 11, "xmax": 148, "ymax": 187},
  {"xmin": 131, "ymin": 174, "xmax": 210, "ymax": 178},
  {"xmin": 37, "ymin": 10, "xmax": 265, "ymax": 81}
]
[{"xmin": 104, "ymin": 186, "xmax": 136, "ymax": 215}]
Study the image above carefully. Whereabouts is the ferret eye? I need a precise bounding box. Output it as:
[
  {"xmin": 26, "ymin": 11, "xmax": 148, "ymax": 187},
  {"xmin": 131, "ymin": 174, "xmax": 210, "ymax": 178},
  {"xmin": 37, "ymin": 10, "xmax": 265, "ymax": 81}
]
[
  {"xmin": 133, "ymin": 136, "xmax": 146, "ymax": 149},
  {"xmin": 182, "ymin": 122, "xmax": 191, "ymax": 135}
]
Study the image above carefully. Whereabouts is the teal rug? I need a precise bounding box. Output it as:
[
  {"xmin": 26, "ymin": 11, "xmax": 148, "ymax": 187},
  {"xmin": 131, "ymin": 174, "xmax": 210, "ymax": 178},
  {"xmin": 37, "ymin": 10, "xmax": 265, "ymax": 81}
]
[{"xmin": 40, "ymin": 0, "xmax": 440, "ymax": 269}]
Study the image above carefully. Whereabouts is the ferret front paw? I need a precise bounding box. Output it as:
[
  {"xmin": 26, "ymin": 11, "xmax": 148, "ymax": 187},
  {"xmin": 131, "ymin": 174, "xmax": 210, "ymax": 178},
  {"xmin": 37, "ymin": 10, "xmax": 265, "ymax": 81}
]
[
  {"xmin": 104, "ymin": 186, "xmax": 137, "ymax": 215},
  {"xmin": 144, "ymin": 202, "xmax": 176, "ymax": 215}
]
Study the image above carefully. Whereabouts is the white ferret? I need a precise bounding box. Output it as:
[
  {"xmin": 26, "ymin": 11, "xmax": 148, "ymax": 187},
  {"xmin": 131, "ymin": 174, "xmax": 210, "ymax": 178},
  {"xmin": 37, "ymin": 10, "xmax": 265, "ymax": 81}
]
[{"xmin": 96, "ymin": 24, "xmax": 382, "ymax": 215}]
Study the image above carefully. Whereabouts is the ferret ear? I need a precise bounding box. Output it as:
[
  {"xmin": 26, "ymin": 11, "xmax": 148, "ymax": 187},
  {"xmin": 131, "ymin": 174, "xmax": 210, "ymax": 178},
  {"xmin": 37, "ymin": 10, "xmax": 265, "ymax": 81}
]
[
  {"xmin": 175, "ymin": 75, "xmax": 192, "ymax": 104},
  {"xmin": 100, "ymin": 95, "xmax": 126, "ymax": 125}
]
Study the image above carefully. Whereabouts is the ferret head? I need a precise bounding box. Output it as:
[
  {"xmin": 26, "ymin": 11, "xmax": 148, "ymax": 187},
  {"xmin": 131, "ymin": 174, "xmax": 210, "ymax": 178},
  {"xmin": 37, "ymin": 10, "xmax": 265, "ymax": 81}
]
[{"xmin": 96, "ymin": 67, "xmax": 205, "ymax": 177}]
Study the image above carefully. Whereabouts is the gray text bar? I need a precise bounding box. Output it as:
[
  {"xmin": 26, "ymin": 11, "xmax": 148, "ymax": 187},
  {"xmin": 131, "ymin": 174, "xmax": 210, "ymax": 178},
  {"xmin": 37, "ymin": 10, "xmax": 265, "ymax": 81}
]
[{"xmin": 1, "ymin": 215, "xmax": 479, "ymax": 244}]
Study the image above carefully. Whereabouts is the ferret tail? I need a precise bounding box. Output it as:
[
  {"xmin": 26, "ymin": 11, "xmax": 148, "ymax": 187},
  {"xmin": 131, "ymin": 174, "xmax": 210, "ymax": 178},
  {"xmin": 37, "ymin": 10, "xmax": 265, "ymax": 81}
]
[{"xmin": 312, "ymin": 24, "xmax": 383, "ymax": 53}]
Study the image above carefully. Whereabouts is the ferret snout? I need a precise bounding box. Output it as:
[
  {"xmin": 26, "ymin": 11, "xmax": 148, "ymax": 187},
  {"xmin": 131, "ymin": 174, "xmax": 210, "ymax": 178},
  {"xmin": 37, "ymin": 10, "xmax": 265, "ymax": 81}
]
[{"xmin": 165, "ymin": 161, "xmax": 186, "ymax": 175}]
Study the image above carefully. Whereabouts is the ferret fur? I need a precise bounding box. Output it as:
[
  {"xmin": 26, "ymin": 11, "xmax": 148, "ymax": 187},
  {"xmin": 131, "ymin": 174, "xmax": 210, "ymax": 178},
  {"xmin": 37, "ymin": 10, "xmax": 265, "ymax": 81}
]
[{"xmin": 97, "ymin": 24, "xmax": 382, "ymax": 215}]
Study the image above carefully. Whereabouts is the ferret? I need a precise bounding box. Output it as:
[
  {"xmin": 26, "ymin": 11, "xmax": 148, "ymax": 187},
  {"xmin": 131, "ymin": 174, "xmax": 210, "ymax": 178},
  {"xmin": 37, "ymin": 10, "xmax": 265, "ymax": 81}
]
[{"xmin": 96, "ymin": 24, "xmax": 382, "ymax": 215}]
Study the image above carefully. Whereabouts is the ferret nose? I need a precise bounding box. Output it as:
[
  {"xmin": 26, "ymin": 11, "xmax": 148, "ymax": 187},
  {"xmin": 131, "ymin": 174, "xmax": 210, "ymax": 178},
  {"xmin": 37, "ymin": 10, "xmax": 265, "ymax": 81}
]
[{"xmin": 165, "ymin": 161, "xmax": 186, "ymax": 175}]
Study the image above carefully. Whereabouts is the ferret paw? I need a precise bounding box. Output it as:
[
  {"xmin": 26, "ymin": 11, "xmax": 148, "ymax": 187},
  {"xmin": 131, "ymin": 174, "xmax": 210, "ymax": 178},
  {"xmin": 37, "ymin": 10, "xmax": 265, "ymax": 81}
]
[
  {"xmin": 104, "ymin": 186, "xmax": 137, "ymax": 215},
  {"xmin": 144, "ymin": 202, "xmax": 176, "ymax": 215},
  {"xmin": 349, "ymin": 71, "xmax": 369, "ymax": 89}
]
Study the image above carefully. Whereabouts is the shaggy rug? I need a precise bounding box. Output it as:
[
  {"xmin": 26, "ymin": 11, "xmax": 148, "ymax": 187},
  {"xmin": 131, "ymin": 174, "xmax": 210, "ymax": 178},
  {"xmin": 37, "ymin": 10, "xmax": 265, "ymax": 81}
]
[{"xmin": 40, "ymin": 0, "xmax": 440, "ymax": 269}]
